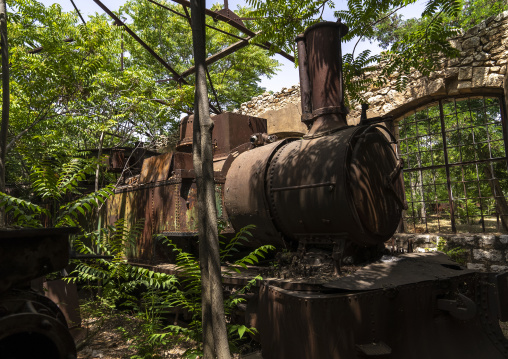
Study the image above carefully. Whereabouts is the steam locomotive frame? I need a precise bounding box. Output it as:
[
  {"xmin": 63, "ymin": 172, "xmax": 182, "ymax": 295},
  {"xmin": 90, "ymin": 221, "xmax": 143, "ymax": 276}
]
[{"xmin": 106, "ymin": 21, "xmax": 508, "ymax": 359}]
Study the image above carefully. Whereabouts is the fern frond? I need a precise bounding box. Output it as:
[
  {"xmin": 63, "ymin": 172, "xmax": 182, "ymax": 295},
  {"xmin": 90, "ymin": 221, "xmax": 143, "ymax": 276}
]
[{"xmin": 0, "ymin": 192, "xmax": 48, "ymax": 227}]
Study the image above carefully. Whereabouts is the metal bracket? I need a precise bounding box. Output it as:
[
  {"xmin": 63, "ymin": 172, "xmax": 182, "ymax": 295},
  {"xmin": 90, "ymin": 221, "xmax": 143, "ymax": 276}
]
[{"xmin": 437, "ymin": 293, "xmax": 477, "ymax": 321}]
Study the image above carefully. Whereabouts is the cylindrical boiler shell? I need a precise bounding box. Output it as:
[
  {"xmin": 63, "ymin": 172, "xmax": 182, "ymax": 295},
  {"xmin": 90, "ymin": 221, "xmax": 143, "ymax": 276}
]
[
  {"xmin": 224, "ymin": 125, "xmax": 403, "ymax": 246},
  {"xmin": 224, "ymin": 140, "xmax": 290, "ymax": 248}
]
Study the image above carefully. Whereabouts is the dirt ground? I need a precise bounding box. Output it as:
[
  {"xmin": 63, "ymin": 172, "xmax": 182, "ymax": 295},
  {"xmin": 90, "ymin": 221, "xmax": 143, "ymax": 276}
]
[
  {"xmin": 406, "ymin": 216, "xmax": 505, "ymax": 234},
  {"xmin": 76, "ymin": 314, "xmax": 191, "ymax": 359},
  {"xmin": 75, "ymin": 310, "xmax": 254, "ymax": 359},
  {"xmin": 76, "ymin": 312, "xmax": 508, "ymax": 359}
]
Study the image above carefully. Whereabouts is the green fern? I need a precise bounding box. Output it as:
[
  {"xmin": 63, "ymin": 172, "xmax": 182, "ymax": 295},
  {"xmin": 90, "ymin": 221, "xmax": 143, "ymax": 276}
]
[
  {"xmin": 55, "ymin": 185, "xmax": 114, "ymax": 227},
  {"xmin": 3, "ymin": 157, "xmax": 113, "ymax": 229},
  {"xmin": 0, "ymin": 192, "xmax": 48, "ymax": 227},
  {"xmin": 69, "ymin": 219, "xmax": 178, "ymax": 309},
  {"xmin": 153, "ymin": 225, "xmax": 273, "ymax": 355}
]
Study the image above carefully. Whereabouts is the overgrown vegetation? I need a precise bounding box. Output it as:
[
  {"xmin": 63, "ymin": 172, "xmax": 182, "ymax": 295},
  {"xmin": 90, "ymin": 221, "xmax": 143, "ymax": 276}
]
[
  {"xmin": 70, "ymin": 221, "xmax": 272, "ymax": 358},
  {"xmin": 0, "ymin": 157, "xmax": 112, "ymax": 228},
  {"xmin": 0, "ymin": 158, "xmax": 272, "ymax": 356},
  {"xmin": 2, "ymin": 0, "xmax": 280, "ymax": 185},
  {"xmin": 437, "ymin": 237, "xmax": 469, "ymax": 265}
]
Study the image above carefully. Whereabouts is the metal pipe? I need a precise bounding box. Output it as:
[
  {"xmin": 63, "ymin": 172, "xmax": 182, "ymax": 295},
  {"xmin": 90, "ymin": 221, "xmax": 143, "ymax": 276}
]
[
  {"xmin": 302, "ymin": 21, "xmax": 349, "ymax": 136},
  {"xmin": 295, "ymin": 34, "xmax": 312, "ymax": 127}
]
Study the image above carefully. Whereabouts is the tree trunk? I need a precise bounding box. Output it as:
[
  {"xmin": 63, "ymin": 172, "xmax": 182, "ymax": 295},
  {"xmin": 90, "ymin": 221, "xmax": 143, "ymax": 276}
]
[
  {"xmin": 0, "ymin": 0, "xmax": 9, "ymax": 227},
  {"xmin": 95, "ymin": 131, "xmax": 105, "ymax": 192},
  {"xmin": 190, "ymin": 1, "xmax": 231, "ymax": 358},
  {"xmin": 484, "ymin": 165, "xmax": 508, "ymax": 231}
]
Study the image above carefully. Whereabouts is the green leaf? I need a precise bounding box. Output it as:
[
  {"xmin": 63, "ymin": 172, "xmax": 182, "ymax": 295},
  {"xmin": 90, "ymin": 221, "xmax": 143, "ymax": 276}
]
[{"xmin": 237, "ymin": 325, "xmax": 247, "ymax": 339}]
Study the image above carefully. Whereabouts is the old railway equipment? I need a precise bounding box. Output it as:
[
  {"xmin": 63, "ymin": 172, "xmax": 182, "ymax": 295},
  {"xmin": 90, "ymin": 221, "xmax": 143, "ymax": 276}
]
[
  {"xmin": 0, "ymin": 228, "xmax": 77, "ymax": 359},
  {"xmin": 107, "ymin": 21, "xmax": 508, "ymax": 358}
]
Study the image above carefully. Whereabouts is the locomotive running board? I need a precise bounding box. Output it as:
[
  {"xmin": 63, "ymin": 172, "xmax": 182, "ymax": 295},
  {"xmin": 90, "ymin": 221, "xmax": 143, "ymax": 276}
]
[
  {"xmin": 323, "ymin": 252, "xmax": 473, "ymax": 291},
  {"xmin": 256, "ymin": 254, "xmax": 508, "ymax": 359}
]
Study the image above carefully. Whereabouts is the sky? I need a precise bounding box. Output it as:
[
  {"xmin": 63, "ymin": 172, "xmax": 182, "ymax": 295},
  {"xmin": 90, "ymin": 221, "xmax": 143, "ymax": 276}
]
[{"xmin": 39, "ymin": 0, "xmax": 424, "ymax": 93}]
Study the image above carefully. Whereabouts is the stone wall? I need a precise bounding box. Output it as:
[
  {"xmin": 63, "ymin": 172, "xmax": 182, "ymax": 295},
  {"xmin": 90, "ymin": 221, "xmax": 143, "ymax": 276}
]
[
  {"xmin": 233, "ymin": 12, "xmax": 508, "ymax": 271},
  {"xmin": 392, "ymin": 233, "xmax": 508, "ymax": 271}
]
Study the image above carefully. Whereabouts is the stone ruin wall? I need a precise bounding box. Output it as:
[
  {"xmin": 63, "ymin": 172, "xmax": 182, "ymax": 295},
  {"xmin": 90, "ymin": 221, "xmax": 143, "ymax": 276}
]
[{"xmin": 233, "ymin": 11, "xmax": 508, "ymax": 271}]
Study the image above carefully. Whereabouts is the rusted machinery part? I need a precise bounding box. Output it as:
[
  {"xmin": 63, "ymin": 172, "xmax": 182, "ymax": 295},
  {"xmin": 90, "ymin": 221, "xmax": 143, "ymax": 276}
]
[
  {"xmin": 176, "ymin": 114, "xmax": 193, "ymax": 152},
  {"xmin": 0, "ymin": 228, "xmax": 77, "ymax": 294},
  {"xmin": 256, "ymin": 269, "xmax": 508, "ymax": 359},
  {"xmin": 176, "ymin": 113, "xmax": 268, "ymax": 156},
  {"xmin": 0, "ymin": 289, "xmax": 77, "ymax": 359},
  {"xmin": 324, "ymin": 252, "xmax": 473, "ymax": 290},
  {"xmin": 224, "ymin": 139, "xmax": 293, "ymax": 248},
  {"xmin": 225, "ymin": 124, "xmax": 404, "ymax": 247},
  {"xmin": 301, "ymin": 21, "xmax": 349, "ymax": 135}
]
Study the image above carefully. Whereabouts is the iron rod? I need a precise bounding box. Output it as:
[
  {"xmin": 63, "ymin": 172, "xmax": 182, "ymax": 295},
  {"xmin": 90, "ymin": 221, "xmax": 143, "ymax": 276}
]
[
  {"xmin": 439, "ymin": 100, "xmax": 457, "ymax": 232},
  {"xmin": 270, "ymin": 182, "xmax": 335, "ymax": 192},
  {"xmin": 169, "ymin": 0, "xmax": 294, "ymax": 61},
  {"xmin": 93, "ymin": 0, "xmax": 185, "ymax": 82},
  {"xmin": 180, "ymin": 34, "xmax": 255, "ymax": 77}
]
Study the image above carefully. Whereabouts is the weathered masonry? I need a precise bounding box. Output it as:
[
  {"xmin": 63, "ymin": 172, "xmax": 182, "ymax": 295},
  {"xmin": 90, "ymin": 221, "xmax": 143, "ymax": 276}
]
[{"xmin": 234, "ymin": 11, "xmax": 508, "ymax": 271}]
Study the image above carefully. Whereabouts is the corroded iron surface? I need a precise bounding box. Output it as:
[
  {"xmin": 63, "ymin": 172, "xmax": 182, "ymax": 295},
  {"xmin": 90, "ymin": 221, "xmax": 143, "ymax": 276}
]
[
  {"xmin": 257, "ymin": 267, "xmax": 508, "ymax": 359},
  {"xmin": 0, "ymin": 228, "xmax": 76, "ymax": 293},
  {"xmin": 324, "ymin": 252, "xmax": 472, "ymax": 290},
  {"xmin": 225, "ymin": 125, "xmax": 404, "ymax": 247},
  {"xmin": 0, "ymin": 228, "xmax": 77, "ymax": 359}
]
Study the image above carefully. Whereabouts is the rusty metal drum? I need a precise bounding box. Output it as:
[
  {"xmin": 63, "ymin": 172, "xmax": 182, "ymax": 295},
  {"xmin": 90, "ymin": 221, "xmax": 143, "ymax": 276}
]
[{"xmin": 225, "ymin": 124, "xmax": 404, "ymax": 246}]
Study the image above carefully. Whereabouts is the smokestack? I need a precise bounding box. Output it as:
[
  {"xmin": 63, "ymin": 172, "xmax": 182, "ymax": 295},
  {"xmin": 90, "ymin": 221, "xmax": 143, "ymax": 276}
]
[{"xmin": 297, "ymin": 20, "xmax": 349, "ymax": 136}]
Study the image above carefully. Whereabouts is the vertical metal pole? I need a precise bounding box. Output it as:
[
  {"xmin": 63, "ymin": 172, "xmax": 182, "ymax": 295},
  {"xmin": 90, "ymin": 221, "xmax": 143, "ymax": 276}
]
[
  {"xmin": 439, "ymin": 100, "xmax": 456, "ymax": 232},
  {"xmin": 496, "ymin": 94, "xmax": 508, "ymax": 230},
  {"xmin": 393, "ymin": 119, "xmax": 406, "ymax": 233},
  {"xmin": 337, "ymin": 20, "xmax": 344, "ymax": 109},
  {"xmin": 500, "ymin": 94, "xmax": 508, "ymax": 172}
]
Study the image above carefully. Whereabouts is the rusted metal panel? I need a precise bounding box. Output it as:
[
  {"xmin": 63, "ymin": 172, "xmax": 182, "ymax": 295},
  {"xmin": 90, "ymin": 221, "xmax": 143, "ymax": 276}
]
[
  {"xmin": 224, "ymin": 140, "xmax": 290, "ymax": 248},
  {"xmin": 43, "ymin": 280, "xmax": 81, "ymax": 329},
  {"xmin": 212, "ymin": 113, "xmax": 267, "ymax": 157},
  {"xmin": 0, "ymin": 228, "xmax": 76, "ymax": 293},
  {"xmin": 176, "ymin": 112, "xmax": 267, "ymax": 157},
  {"xmin": 107, "ymin": 190, "xmax": 126, "ymax": 228},
  {"xmin": 139, "ymin": 152, "xmax": 173, "ymax": 184},
  {"xmin": 153, "ymin": 183, "xmax": 179, "ymax": 234},
  {"xmin": 172, "ymin": 152, "xmax": 194, "ymax": 171},
  {"xmin": 109, "ymin": 149, "xmax": 126, "ymax": 172},
  {"xmin": 176, "ymin": 115, "xmax": 193, "ymax": 152},
  {"xmin": 257, "ymin": 271, "xmax": 508, "ymax": 359},
  {"xmin": 110, "ymin": 188, "xmax": 151, "ymax": 261},
  {"xmin": 138, "ymin": 187, "xmax": 153, "ymax": 262},
  {"xmin": 324, "ymin": 252, "xmax": 472, "ymax": 290},
  {"xmin": 496, "ymin": 271, "xmax": 508, "ymax": 321}
]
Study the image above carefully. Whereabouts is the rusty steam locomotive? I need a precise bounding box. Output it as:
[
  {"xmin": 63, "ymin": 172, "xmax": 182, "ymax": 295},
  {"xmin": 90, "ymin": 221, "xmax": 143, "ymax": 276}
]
[
  {"xmin": 109, "ymin": 21, "xmax": 403, "ymax": 268},
  {"xmin": 107, "ymin": 22, "xmax": 508, "ymax": 358}
]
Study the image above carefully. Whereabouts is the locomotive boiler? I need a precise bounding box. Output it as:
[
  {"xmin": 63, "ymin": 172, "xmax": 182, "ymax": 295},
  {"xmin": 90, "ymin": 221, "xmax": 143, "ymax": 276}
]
[
  {"xmin": 109, "ymin": 21, "xmax": 404, "ymax": 266},
  {"xmin": 107, "ymin": 21, "xmax": 508, "ymax": 359}
]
